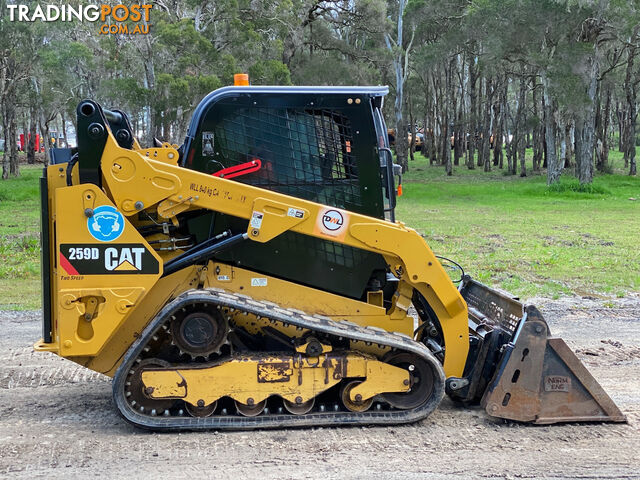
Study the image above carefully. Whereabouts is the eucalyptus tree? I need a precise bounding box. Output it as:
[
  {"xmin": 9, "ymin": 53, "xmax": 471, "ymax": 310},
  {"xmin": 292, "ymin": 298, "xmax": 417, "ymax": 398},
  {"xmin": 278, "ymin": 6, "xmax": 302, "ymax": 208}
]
[
  {"xmin": 0, "ymin": 2, "xmax": 32, "ymax": 178},
  {"xmin": 620, "ymin": 26, "xmax": 640, "ymax": 176},
  {"xmin": 384, "ymin": 0, "xmax": 414, "ymax": 172}
]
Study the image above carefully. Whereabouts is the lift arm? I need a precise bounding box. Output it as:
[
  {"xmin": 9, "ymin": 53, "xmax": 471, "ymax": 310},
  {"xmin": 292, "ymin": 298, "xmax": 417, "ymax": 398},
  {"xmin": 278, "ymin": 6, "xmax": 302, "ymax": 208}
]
[{"xmin": 99, "ymin": 132, "xmax": 469, "ymax": 377}]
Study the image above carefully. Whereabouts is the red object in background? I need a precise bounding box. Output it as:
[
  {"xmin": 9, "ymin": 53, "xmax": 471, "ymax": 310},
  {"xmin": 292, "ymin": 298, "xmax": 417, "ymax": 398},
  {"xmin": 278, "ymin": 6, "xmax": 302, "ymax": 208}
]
[
  {"xmin": 18, "ymin": 133, "xmax": 41, "ymax": 152},
  {"xmin": 212, "ymin": 159, "xmax": 262, "ymax": 179}
]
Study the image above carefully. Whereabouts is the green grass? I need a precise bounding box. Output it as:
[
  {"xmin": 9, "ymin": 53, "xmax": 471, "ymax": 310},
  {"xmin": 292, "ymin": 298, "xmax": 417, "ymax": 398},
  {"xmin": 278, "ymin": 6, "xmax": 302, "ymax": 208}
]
[
  {"xmin": 0, "ymin": 165, "xmax": 42, "ymax": 309},
  {"xmin": 0, "ymin": 148, "xmax": 639, "ymax": 309},
  {"xmin": 398, "ymin": 149, "xmax": 640, "ymax": 299}
]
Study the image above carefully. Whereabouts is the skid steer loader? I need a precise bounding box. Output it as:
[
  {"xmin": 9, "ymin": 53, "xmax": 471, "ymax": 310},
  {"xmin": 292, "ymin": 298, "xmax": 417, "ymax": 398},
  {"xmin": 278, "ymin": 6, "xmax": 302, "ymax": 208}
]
[{"xmin": 34, "ymin": 76, "xmax": 625, "ymax": 430}]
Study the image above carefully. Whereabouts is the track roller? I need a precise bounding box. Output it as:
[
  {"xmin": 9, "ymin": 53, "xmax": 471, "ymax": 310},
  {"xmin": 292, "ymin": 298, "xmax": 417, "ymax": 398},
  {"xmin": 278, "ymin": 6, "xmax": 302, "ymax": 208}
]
[
  {"xmin": 341, "ymin": 380, "xmax": 373, "ymax": 412},
  {"xmin": 185, "ymin": 400, "xmax": 218, "ymax": 417},
  {"xmin": 235, "ymin": 399, "xmax": 267, "ymax": 417},
  {"xmin": 283, "ymin": 398, "xmax": 315, "ymax": 415}
]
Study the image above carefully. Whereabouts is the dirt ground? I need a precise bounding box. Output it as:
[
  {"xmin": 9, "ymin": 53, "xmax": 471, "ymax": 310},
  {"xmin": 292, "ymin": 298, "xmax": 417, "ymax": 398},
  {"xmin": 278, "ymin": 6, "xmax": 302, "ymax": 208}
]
[{"xmin": 1, "ymin": 296, "xmax": 639, "ymax": 479}]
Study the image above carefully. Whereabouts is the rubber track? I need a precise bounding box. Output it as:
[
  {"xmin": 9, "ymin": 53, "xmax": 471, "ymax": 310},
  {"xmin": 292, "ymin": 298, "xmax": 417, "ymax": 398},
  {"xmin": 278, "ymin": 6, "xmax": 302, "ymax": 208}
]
[{"xmin": 113, "ymin": 288, "xmax": 445, "ymax": 431}]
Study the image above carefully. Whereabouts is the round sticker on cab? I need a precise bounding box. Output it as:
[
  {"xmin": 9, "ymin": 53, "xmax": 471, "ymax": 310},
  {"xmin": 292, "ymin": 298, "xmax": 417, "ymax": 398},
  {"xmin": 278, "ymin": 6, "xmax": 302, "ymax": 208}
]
[
  {"xmin": 88, "ymin": 205, "xmax": 125, "ymax": 242},
  {"xmin": 314, "ymin": 207, "xmax": 349, "ymax": 240},
  {"xmin": 322, "ymin": 210, "xmax": 344, "ymax": 231}
]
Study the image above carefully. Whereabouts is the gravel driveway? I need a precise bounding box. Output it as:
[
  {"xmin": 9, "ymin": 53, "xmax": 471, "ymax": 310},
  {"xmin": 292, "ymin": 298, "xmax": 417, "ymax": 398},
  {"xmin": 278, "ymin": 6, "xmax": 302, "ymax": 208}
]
[{"xmin": 1, "ymin": 296, "xmax": 639, "ymax": 479}]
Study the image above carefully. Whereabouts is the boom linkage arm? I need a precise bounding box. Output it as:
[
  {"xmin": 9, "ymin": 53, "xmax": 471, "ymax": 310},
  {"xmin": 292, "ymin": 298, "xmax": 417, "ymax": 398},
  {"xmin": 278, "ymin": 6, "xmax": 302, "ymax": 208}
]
[{"xmin": 99, "ymin": 134, "xmax": 469, "ymax": 377}]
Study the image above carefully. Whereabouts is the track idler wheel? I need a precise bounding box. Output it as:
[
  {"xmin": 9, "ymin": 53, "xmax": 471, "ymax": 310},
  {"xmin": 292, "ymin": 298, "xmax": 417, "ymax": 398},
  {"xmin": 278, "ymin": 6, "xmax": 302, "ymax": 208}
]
[
  {"xmin": 126, "ymin": 358, "xmax": 176, "ymax": 415},
  {"xmin": 235, "ymin": 399, "xmax": 267, "ymax": 417},
  {"xmin": 340, "ymin": 380, "xmax": 374, "ymax": 412},
  {"xmin": 380, "ymin": 352, "xmax": 436, "ymax": 410}
]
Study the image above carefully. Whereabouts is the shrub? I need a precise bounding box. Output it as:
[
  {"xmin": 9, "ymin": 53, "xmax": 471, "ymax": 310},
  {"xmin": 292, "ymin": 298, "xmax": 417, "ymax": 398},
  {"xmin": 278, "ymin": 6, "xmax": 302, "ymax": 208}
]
[{"xmin": 546, "ymin": 179, "xmax": 610, "ymax": 195}]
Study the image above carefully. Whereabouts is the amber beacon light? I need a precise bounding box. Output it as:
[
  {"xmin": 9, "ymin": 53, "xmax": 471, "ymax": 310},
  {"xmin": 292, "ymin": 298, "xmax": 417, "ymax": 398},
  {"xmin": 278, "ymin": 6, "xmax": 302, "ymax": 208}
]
[{"xmin": 234, "ymin": 73, "xmax": 250, "ymax": 86}]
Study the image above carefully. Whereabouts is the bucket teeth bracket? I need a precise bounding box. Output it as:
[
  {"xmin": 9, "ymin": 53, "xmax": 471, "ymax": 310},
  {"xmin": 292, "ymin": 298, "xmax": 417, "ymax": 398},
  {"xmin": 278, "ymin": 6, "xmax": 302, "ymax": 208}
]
[{"xmin": 481, "ymin": 305, "xmax": 627, "ymax": 424}]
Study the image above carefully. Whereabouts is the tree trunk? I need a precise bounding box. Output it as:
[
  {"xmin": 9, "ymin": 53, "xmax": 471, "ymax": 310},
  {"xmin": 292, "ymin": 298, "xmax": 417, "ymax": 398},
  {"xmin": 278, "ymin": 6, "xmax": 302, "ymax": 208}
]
[
  {"xmin": 142, "ymin": 33, "xmax": 156, "ymax": 147},
  {"xmin": 429, "ymin": 80, "xmax": 438, "ymax": 166},
  {"xmin": 39, "ymin": 113, "xmax": 51, "ymax": 168},
  {"xmin": 468, "ymin": 59, "xmax": 477, "ymax": 169},
  {"xmin": 408, "ymin": 97, "xmax": 415, "ymax": 162},
  {"xmin": 429, "ymin": 125, "xmax": 437, "ymax": 165},
  {"xmin": 517, "ymin": 74, "xmax": 527, "ymax": 177},
  {"xmin": 395, "ymin": 115, "xmax": 409, "ymax": 172},
  {"xmin": 26, "ymin": 102, "xmax": 37, "ymax": 164},
  {"xmin": 498, "ymin": 82, "xmax": 507, "ymax": 169},
  {"xmin": 504, "ymin": 84, "xmax": 514, "ymax": 172},
  {"xmin": 542, "ymin": 73, "xmax": 560, "ymax": 185},
  {"xmin": 453, "ymin": 84, "xmax": 463, "ymax": 166},
  {"xmin": 436, "ymin": 69, "xmax": 446, "ymax": 166},
  {"xmin": 492, "ymin": 100, "xmax": 502, "ymax": 167},
  {"xmin": 574, "ymin": 117, "xmax": 585, "ymax": 177},
  {"xmin": 61, "ymin": 112, "xmax": 69, "ymax": 149},
  {"xmin": 454, "ymin": 120, "xmax": 462, "ymax": 166},
  {"xmin": 617, "ymin": 101, "xmax": 624, "ymax": 152},
  {"xmin": 423, "ymin": 82, "xmax": 431, "ymax": 161},
  {"xmin": 569, "ymin": 39, "xmax": 599, "ymax": 184},
  {"xmin": 562, "ymin": 121, "xmax": 572, "ymax": 168},
  {"xmin": 477, "ymin": 77, "xmax": 486, "ymax": 168},
  {"xmin": 481, "ymin": 77, "xmax": 493, "ymax": 172},
  {"xmin": 624, "ymin": 36, "xmax": 638, "ymax": 176},
  {"xmin": 7, "ymin": 98, "xmax": 19, "ymax": 177},
  {"xmin": 509, "ymin": 80, "xmax": 520, "ymax": 176},
  {"xmin": 1, "ymin": 106, "xmax": 8, "ymax": 180},
  {"xmin": 574, "ymin": 59, "xmax": 598, "ymax": 184},
  {"xmin": 443, "ymin": 60, "xmax": 454, "ymax": 176},
  {"xmin": 560, "ymin": 121, "xmax": 567, "ymax": 169},
  {"xmin": 492, "ymin": 81, "xmax": 503, "ymax": 167},
  {"xmin": 493, "ymin": 100, "xmax": 504, "ymax": 169},
  {"xmin": 423, "ymin": 116, "xmax": 430, "ymax": 160},
  {"xmin": 532, "ymin": 83, "xmax": 543, "ymax": 172},
  {"xmin": 599, "ymin": 86, "xmax": 611, "ymax": 172},
  {"xmin": 385, "ymin": 0, "xmax": 413, "ymax": 173}
]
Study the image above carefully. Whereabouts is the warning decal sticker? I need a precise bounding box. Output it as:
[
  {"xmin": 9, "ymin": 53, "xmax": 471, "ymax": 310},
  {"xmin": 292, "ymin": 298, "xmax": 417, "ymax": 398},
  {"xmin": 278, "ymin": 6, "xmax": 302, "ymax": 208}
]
[
  {"xmin": 287, "ymin": 207, "xmax": 305, "ymax": 219},
  {"xmin": 250, "ymin": 211, "xmax": 264, "ymax": 229}
]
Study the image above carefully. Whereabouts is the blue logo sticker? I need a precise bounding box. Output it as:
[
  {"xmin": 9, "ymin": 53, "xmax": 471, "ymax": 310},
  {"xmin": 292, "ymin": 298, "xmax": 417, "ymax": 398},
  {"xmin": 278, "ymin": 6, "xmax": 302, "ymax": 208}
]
[{"xmin": 88, "ymin": 205, "xmax": 125, "ymax": 242}]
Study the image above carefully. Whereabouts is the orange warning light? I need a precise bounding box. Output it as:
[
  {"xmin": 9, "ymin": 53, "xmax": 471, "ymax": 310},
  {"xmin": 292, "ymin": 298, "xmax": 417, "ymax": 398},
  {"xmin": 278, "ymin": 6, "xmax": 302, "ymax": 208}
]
[{"xmin": 234, "ymin": 73, "xmax": 249, "ymax": 86}]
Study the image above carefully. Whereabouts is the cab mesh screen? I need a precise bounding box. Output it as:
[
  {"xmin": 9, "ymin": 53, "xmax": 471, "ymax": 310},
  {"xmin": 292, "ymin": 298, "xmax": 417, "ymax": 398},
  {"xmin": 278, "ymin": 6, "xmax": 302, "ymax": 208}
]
[{"xmin": 210, "ymin": 108, "xmax": 362, "ymax": 210}]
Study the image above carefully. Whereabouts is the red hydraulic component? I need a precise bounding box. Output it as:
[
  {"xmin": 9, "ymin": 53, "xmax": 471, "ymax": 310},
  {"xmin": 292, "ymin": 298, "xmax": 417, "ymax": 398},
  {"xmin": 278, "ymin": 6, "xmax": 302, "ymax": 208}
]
[{"xmin": 212, "ymin": 159, "xmax": 262, "ymax": 179}]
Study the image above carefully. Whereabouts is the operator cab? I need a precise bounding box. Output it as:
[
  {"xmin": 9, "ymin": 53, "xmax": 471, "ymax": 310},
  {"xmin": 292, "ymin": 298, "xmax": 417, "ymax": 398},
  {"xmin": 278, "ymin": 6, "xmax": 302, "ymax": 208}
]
[
  {"xmin": 179, "ymin": 85, "xmax": 401, "ymax": 301},
  {"xmin": 181, "ymin": 85, "xmax": 398, "ymax": 221}
]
